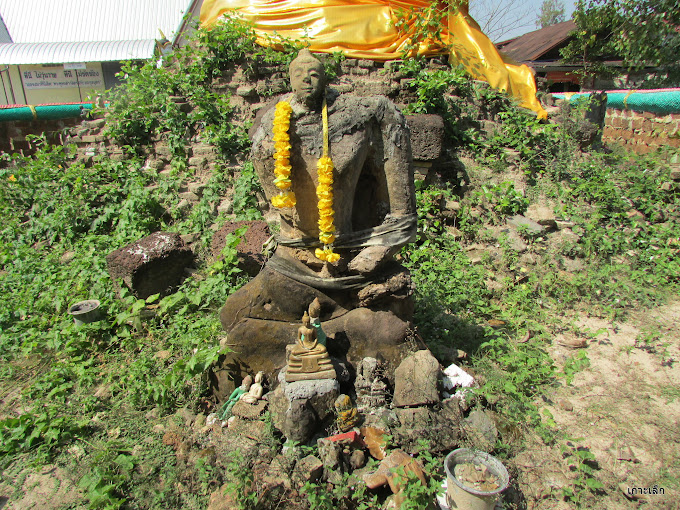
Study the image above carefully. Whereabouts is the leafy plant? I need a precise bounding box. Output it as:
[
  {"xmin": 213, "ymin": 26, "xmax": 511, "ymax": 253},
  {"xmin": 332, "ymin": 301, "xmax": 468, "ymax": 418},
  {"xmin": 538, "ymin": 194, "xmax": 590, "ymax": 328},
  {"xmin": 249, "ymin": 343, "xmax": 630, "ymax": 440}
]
[
  {"xmin": 222, "ymin": 449, "xmax": 258, "ymax": 510},
  {"xmin": 562, "ymin": 350, "xmax": 590, "ymax": 385},
  {"xmin": 560, "ymin": 440, "xmax": 604, "ymax": 505},
  {"xmin": 474, "ymin": 332, "xmax": 557, "ymax": 441},
  {"xmin": 473, "ymin": 181, "xmax": 529, "ymax": 218},
  {"xmin": 392, "ymin": 440, "xmax": 445, "ymax": 508},
  {"xmin": 231, "ymin": 162, "xmax": 264, "ymax": 220},
  {"xmin": 399, "ymin": 60, "xmax": 476, "ymax": 143},
  {"xmin": 393, "ymin": 0, "xmax": 465, "ymax": 59},
  {"xmin": 0, "ymin": 411, "xmax": 88, "ymax": 465},
  {"xmin": 101, "ymin": 16, "xmax": 254, "ymax": 160}
]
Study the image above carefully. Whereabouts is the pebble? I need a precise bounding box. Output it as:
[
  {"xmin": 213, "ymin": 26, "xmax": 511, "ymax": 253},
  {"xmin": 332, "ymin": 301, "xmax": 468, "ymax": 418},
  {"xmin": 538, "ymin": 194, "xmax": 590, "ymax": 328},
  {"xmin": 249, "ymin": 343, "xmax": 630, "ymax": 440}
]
[{"xmin": 558, "ymin": 399, "xmax": 573, "ymax": 411}]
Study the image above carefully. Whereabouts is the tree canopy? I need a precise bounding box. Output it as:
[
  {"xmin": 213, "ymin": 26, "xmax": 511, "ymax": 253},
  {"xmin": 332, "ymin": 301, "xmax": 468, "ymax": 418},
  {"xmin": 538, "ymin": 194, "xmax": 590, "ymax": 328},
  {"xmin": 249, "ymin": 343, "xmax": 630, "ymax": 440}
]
[
  {"xmin": 469, "ymin": 0, "xmax": 535, "ymax": 41},
  {"xmin": 561, "ymin": 0, "xmax": 680, "ymax": 87},
  {"xmin": 536, "ymin": 0, "xmax": 566, "ymax": 28}
]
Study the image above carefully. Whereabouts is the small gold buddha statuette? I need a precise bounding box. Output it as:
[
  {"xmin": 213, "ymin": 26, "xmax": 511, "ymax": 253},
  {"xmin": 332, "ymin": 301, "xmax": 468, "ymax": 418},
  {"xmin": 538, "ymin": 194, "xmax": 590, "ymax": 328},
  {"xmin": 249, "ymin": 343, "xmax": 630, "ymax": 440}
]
[{"xmin": 285, "ymin": 307, "xmax": 336, "ymax": 382}]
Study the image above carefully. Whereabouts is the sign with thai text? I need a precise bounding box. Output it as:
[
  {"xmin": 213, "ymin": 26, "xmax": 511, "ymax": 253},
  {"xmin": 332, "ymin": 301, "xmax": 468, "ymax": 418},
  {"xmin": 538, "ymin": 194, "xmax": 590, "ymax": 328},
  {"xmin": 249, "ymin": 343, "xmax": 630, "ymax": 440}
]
[{"xmin": 21, "ymin": 65, "xmax": 103, "ymax": 90}]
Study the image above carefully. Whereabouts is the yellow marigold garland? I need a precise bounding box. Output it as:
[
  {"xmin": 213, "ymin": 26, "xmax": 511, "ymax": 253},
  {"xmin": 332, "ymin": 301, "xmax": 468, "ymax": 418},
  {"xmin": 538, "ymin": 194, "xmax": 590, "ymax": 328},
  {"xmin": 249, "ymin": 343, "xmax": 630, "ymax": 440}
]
[
  {"xmin": 271, "ymin": 101, "xmax": 296, "ymax": 208},
  {"xmin": 271, "ymin": 97, "xmax": 339, "ymax": 263},
  {"xmin": 314, "ymin": 155, "xmax": 339, "ymax": 262}
]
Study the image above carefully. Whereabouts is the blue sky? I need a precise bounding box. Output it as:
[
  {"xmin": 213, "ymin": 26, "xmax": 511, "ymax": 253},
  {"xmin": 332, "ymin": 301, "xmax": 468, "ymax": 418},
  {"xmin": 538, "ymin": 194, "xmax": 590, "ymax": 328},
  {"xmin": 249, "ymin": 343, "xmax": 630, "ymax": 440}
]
[{"xmin": 469, "ymin": 0, "xmax": 577, "ymax": 42}]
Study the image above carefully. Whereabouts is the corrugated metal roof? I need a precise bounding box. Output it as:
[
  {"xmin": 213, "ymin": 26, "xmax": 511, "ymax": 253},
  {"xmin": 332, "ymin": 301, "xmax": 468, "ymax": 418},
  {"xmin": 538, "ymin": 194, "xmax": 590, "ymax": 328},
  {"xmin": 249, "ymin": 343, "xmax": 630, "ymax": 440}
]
[
  {"xmin": 498, "ymin": 20, "xmax": 576, "ymax": 63},
  {"xmin": 0, "ymin": 40, "xmax": 157, "ymax": 65},
  {"xmin": 0, "ymin": 0, "xmax": 193, "ymax": 43}
]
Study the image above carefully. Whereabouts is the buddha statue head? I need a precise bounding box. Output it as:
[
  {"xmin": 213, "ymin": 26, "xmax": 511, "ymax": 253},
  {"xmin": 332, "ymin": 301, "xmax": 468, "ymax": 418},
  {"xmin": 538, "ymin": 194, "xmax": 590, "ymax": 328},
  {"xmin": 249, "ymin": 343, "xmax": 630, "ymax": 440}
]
[{"xmin": 289, "ymin": 49, "xmax": 326, "ymax": 109}]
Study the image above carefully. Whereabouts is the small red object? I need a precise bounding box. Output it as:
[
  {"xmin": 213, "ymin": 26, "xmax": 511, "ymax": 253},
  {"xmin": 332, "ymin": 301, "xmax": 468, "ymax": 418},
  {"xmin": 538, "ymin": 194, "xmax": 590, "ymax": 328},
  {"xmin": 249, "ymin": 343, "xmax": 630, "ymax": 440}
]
[{"xmin": 325, "ymin": 430, "xmax": 365, "ymax": 447}]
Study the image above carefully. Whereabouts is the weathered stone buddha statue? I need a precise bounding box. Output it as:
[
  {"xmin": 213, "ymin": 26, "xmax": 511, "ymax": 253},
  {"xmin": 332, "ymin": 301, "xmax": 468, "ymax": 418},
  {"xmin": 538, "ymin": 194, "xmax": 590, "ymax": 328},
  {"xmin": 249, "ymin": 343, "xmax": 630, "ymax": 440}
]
[
  {"xmin": 334, "ymin": 394, "xmax": 360, "ymax": 432},
  {"xmin": 286, "ymin": 311, "xmax": 336, "ymax": 382},
  {"xmin": 216, "ymin": 49, "xmax": 417, "ymax": 389},
  {"xmin": 250, "ymin": 49, "xmax": 415, "ymax": 275}
]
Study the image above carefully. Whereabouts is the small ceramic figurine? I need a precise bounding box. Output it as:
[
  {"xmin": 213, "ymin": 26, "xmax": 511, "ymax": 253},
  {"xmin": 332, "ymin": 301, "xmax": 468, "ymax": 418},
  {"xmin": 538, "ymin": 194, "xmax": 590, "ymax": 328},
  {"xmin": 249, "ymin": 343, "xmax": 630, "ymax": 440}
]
[
  {"xmin": 240, "ymin": 371, "xmax": 265, "ymax": 404},
  {"xmin": 220, "ymin": 375, "xmax": 252, "ymax": 420},
  {"xmin": 285, "ymin": 305, "xmax": 336, "ymax": 382},
  {"xmin": 334, "ymin": 394, "xmax": 360, "ymax": 432}
]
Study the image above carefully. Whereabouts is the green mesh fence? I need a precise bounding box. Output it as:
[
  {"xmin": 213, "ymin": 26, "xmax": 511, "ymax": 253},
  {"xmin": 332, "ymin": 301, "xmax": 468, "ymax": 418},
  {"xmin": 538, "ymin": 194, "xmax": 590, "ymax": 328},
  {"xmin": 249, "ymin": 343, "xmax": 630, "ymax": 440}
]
[{"xmin": 554, "ymin": 89, "xmax": 680, "ymax": 114}]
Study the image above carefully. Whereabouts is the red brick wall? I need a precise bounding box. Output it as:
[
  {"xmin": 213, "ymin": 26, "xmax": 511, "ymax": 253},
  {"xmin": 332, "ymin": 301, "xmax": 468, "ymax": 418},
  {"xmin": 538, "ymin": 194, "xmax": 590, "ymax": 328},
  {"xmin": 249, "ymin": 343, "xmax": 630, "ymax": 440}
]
[{"xmin": 603, "ymin": 109, "xmax": 680, "ymax": 154}]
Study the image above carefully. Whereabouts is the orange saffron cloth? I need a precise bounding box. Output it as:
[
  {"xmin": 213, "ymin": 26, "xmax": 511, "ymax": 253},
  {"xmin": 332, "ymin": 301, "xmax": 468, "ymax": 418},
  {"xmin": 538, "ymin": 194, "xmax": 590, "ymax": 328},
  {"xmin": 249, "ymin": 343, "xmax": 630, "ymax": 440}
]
[{"xmin": 200, "ymin": 0, "xmax": 547, "ymax": 118}]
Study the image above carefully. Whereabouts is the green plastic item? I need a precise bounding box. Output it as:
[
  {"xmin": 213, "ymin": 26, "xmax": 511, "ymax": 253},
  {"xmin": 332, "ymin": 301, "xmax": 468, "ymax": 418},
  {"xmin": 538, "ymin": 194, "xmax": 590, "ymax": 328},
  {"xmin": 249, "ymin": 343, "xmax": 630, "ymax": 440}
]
[{"xmin": 0, "ymin": 103, "xmax": 94, "ymax": 122}]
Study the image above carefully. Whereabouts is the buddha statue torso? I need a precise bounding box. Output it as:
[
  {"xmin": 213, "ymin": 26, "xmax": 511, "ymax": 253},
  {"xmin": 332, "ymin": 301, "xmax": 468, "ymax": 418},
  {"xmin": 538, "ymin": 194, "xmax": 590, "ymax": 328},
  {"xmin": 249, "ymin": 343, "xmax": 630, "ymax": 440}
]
[{"xmin": 250, "ymin": 50, "xmax": 415, "ymax": 277}]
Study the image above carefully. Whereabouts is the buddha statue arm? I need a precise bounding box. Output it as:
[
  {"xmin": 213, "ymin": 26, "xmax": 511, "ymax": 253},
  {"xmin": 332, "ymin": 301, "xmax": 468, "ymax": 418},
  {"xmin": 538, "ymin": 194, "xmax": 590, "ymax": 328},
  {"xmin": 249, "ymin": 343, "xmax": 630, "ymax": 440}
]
[
  {"xmin": 251, "ymin": 120, "xmax": 280, "ymax": 203},
  {"xmin": 379, "ymin": 99, "xmax": 416, "ymax": 219},
  {"xmin": 347, "ymin": 99, "xmax": 416, "ymax": 269}
]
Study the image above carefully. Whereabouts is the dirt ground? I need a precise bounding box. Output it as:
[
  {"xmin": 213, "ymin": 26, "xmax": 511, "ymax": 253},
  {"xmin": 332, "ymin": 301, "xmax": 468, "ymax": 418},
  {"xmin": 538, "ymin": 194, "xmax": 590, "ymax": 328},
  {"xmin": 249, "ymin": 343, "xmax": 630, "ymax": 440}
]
[
  {"xmin": 511, "ymin": 301, "xmax": 680, "ymax": 510},
  {"xmin": 2, "ymin": 302, "xmax": 679, "ymax": 510}
]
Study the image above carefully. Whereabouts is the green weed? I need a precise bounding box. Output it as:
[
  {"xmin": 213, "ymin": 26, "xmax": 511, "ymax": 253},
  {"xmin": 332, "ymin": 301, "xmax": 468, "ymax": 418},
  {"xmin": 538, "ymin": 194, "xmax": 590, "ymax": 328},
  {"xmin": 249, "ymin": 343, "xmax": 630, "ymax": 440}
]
[
  {"xmin": 560, "ymin": 440, "xmax": 604, "ymax": 506},
  {"xmin": 562, "ymin": 351, "xmax": 591, "ymax": 385}
]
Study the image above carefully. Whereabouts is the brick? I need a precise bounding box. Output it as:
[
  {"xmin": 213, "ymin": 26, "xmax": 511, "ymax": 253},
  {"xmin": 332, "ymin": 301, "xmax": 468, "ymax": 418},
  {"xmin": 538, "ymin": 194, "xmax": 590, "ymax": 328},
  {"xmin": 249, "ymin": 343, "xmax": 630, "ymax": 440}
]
[
  {"xmin": 350, "ymin": 67, "xmax": 369, "ymax": 76},
  {"xmin": 191, "ymin": 144, "xmax": 215, "ymax": 157},
  {"xmin": 406, "ymin": 114, "xmax": 445, "ymax": 161},
  {"xmin": 106, "ymin": 232, "xmax": 194, "ymax": 299},
  {"xmin": 154, "ymin": 143, "xmax": 171, "ymax": 157},
  {"xmin": 10, "ymin": 139, "xmax": 30, "ymax": 151},
  {"xmin": 257, "ymin": 64, "xmax": 284, "ymax": 74},
  {"xmin": 352, "ymin": 79, "xmax": 398, "ymax": 97},
  {"xmin": 255, "ymin": 78, "xmax": 288, "ymax": 95},
  {"xmin": 236, "ymin": 85, "xmax": 256, "ymax": 97},
  {"xmin": 188, "ymin": 156, "xmax": 209, "ymax": 168},
  {"xmin": 400, "ymin": 78, "xmax": 413, "ymax": 89},
  {"xmin": 333, "ymin": 83, "xmax": 354, "ymax": 93}
]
